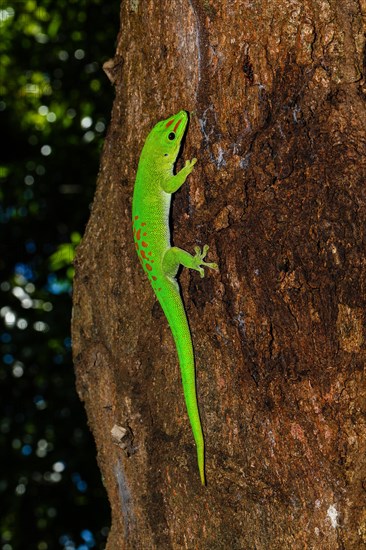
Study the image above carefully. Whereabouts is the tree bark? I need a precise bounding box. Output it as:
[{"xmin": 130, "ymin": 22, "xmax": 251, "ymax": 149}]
[{"xmin": 72, "ymin": 0, "xmax": 366, "ymax": 548}]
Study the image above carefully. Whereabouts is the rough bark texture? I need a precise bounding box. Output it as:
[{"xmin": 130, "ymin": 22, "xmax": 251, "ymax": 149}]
[{"xmin": 72, "ymin": 1, "xmax": 366, "ymax": 548}]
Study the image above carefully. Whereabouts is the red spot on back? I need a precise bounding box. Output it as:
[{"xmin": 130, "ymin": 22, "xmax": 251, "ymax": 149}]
[
  {"xmin": 143, "ymin": 232, "xmax": 147, "ymax": 236},
  {"xmin": 141, "ymin": 222, "xmax": 146, "ymax": 226},
  {"xmin": 140, "ymin": 250, "xmax": 147, "ymax": 259},
  {"xmin": 142, "ymin": 241, "xmax": 148, "ymax": 247},
  {"xmin": 134, "ymin": 215, "xmax": 139, "ymax": 220},
  {"xmin": 135, "ymin": 243, "xmax": 139, "ymax": 250},
  {"xmin": 146, "ymin": 264, "xmax": 152, "ymax": 271},
  {"xmin": 152, "ymin": 276, "xmax": 157, "ymax": 281},
  {"xmin": 136, "ymin": 229, "xmax": 141, "ymax": 240},
  {"xmin": 165, "ymin": 119, "xmax": 174, "ymax": 128},
  {"xmin": 173, "ymin": 119, "xmax": 182, "ymax": 133}
]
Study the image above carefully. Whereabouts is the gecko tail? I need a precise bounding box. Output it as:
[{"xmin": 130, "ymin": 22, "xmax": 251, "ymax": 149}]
[
  {"xmin": 180, "ymin": 361, "xmax": 206, "ymax": 485},
  {"xmin": 198, "ymin": 443, "xmax": 206, "ymax": 485},
  {"xmin": 158, "ymin": 282, "xmax": 206, "ymax": 485}
]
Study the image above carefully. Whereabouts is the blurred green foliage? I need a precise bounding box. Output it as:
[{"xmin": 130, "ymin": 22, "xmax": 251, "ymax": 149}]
[{"xmin": 0, "ymin": 1, "xmax": 119, "ymax": 548}]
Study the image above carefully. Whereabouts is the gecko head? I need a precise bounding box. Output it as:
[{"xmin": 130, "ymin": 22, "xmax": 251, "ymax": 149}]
[{"xmin": 147, "ymin": 110, "xmax": 189, "ymax": 164}]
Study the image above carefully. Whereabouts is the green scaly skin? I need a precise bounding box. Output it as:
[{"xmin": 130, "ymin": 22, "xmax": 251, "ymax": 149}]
[{"xmin": 132, "ymin": 110, "xmax": 217, "ymax": 485}]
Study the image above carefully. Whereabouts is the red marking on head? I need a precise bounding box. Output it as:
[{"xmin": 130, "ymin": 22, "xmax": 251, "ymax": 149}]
[
  {"xmin": 152, "ymin": 276, "xmax": 157, "ymax": 281},
  {"xmin": 146, "ymin": 263, "xmax": 152, "ymax": 271},
  {"xmin": 165, "ymin": 119, "xmax": 174, "ymax": 128},
  {"xmin": 173, "ymin": 119, "xmax": 182, "ymax": 133},
  {"xmin": 136, "ymin": 229, "xmax": 141, "ymax": 240},
  {"xmin": 142, "ymin": 241, "xmax": 148, "ymax": 247},
  {"xmin": 140, "ymin": 250, "xmax": 147, "ymax": 259}
]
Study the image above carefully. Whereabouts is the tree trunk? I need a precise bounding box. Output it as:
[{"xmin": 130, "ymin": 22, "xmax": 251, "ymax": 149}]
[{"xmin": 72, "ymin": 1, "xmax": 366, "ymax": 547}]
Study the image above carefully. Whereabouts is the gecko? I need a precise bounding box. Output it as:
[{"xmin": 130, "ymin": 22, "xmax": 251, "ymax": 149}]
[{"xmin": 132, "ymin": 110, "xmax": 217, "ymax": 485}]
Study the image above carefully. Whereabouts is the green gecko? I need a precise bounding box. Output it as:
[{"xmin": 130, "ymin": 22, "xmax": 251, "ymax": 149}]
[{"xmin": 132, "ymin": 110, "xmax": 217, "ymax": 485}]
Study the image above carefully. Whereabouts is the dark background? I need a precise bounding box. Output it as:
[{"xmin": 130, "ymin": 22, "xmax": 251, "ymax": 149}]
[{"xmin": 0, "ymin": 1, "xmax": 119, "ymax": 548}]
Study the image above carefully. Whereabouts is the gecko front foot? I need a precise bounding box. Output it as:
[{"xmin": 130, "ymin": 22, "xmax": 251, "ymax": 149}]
[
  {"xmin": 193, "ymin": 245, "xmax": 218, "ymax": 278},
  {"xmin": 183, "ymin": 158, "xmax": 197, "ymax": 177}
]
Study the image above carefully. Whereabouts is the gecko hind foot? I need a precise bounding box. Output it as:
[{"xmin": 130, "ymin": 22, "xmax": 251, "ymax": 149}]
[{"xmin": 193, "ymin": 245, "xmax": 218, "ymax": 278}]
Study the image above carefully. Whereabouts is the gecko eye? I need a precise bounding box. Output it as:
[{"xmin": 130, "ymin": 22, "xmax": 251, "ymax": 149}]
[{"xmin": 168, "ymin": 132, "xmax": 176, "ymax": 141}]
